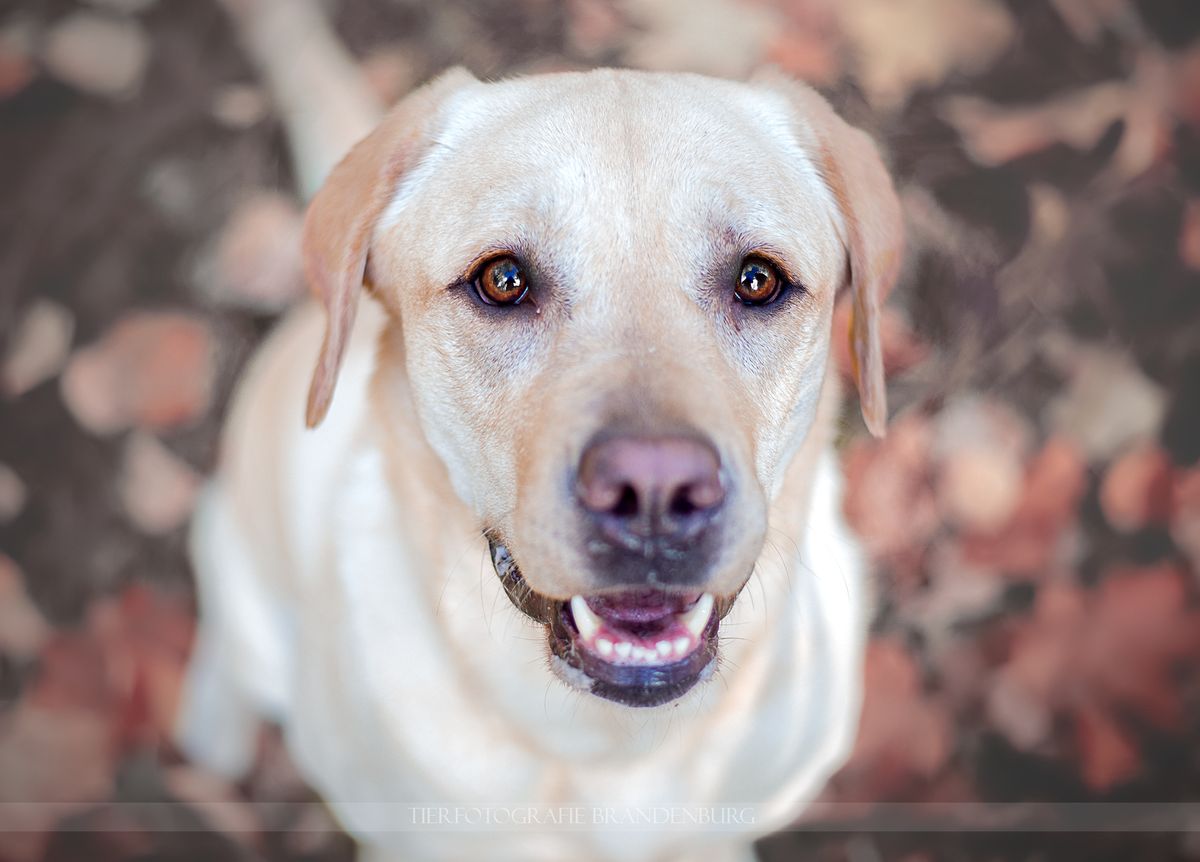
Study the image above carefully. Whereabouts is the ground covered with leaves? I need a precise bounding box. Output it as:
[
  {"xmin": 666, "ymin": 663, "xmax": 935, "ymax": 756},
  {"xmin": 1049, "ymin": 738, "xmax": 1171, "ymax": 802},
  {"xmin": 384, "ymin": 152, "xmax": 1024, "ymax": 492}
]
[{"xmin": 1, "ymin": 1, "xmax": 1199, "ymax": 860}]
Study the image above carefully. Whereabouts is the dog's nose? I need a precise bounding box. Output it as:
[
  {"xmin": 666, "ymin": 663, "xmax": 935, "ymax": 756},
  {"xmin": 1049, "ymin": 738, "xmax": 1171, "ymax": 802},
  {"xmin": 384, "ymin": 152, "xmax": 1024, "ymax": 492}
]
[{"xmin": 577, "ymin": 436, "xmax": 725, "ymax": 545}]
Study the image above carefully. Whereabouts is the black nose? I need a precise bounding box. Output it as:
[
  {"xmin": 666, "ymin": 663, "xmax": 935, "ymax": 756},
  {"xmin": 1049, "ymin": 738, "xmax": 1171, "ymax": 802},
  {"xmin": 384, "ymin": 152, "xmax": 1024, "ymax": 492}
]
[{"xmin": 576, "ymin": 435, "xmax": 725, "ymax": 581}]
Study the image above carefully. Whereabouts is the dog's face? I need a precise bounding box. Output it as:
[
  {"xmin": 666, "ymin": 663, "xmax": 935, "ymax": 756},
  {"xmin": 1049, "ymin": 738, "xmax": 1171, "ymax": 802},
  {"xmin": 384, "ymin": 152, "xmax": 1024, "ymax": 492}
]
[{"xmin": 302, "ymin": 69, "xmax": 901, "ymax": 707}]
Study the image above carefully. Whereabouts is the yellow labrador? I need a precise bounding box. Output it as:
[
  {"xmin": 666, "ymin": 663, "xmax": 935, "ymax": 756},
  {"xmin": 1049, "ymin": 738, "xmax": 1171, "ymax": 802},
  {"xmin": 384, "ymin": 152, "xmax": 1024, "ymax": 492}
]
[{"xmin": 179, "ymin": 5, "xmax": 902, "ymax": 860}]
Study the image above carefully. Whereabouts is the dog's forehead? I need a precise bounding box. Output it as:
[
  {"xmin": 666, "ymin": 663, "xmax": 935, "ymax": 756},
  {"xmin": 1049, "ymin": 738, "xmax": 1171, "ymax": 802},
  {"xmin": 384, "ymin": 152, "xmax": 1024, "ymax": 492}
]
[
  {"xmin": 379, "ymin": 70, "xmax": 844, "ymax": 285},
  {"xmin": 448, "ymin": 71, "xmax": 800, "ymax": 158}
]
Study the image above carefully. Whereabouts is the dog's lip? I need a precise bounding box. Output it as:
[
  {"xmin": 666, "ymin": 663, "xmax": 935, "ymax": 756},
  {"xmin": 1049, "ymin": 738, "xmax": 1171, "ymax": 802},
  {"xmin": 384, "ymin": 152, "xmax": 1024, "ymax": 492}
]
[
  {"xmin": 487, "ymin": 536, "xmax": 732, "ymax": 707},
  {"xmin": 566, "ymin": 592, "xmax": 712, "ymax": 666},
  {"xmin": 552, "ymin": 600, "xmax": 720, "ymax": 707}
]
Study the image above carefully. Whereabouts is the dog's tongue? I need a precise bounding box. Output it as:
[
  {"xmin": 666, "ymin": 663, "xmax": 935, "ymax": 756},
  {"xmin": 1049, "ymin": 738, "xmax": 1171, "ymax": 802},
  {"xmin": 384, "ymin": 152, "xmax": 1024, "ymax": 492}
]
[{"xmin": 586, "ymin": 590, "xmax": 700, "ymax": 625}]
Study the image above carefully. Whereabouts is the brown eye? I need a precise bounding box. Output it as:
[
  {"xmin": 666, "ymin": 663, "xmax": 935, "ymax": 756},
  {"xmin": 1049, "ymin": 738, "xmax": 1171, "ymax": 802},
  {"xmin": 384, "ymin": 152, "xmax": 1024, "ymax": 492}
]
[
  {"xmin": 735, "ymin": 256, "xmax": 783, "ymax": 306},
  {"xmin": 473, "ymin": 255, "xmax": 529, "ymax": 306}
]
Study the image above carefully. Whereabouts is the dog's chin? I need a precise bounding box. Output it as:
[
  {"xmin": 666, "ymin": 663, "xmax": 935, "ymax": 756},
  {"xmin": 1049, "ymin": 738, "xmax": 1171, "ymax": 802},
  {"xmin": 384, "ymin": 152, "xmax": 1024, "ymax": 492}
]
[{"xmin": 488, "ymin": 538, "xmax": 736, "ymax": 708}]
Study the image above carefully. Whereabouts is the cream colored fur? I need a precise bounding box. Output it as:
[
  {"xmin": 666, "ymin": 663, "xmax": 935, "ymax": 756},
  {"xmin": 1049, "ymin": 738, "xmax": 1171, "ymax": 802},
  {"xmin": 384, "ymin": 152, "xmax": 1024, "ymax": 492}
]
[{"xmin": 179, "ymin": 3, "xmax": 902, "ymax": 860}]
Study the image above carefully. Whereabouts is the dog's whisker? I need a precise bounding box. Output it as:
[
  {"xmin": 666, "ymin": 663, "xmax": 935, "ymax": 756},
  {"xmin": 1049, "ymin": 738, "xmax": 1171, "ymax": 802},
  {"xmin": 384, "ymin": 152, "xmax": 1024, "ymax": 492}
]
[{"xmin": 476, "ymin": 547, "xmax": 501, "ymax": 639}]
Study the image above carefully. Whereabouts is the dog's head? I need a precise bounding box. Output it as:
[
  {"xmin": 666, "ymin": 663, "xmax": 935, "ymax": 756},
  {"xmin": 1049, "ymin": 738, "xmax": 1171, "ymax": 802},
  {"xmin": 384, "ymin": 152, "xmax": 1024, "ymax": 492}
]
[{"xmin": 302, "ymin": 68, "xmax": 901, "ymax": 707}]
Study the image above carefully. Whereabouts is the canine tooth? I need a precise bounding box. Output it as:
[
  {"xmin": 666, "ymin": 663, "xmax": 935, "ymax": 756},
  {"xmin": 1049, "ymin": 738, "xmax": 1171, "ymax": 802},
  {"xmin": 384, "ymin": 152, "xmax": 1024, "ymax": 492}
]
[
  {"xmin": 614, "ymin": 642, "xmax": 632, "ymax": 659},
  {"xmin": 656, "ymin": 640, "xmax": 672, "ymax": 656},
  {"xmin": 597, "ymin": 638, "xmax": 614, "ymax": 657},
  {"xmin": 571, "ymin": 596, "xmax": 600, "ymax": 641},
  {"xmin": 673, "ymin": 636, "xmax": 691, "ymax": 655},
  {"xmin": 680, "ymin": 593, "xmax": 714, "ymax": 638}
]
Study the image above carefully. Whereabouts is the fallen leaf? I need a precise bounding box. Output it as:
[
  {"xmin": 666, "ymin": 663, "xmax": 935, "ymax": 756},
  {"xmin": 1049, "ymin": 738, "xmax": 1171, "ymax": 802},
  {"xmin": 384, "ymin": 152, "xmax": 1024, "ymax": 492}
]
[
  {"xmin": 27, "ymin": 632, "xmax": 113, "ymax": 715},
  {"xmin": 757, "ymin": 0, "xmax": 843, "ymax": 85},
  {"xmin": 90, "ymin": 584, "xmax": 196, "ymax": 748},
  {"xmin": 838, "ymin": 0, "xmax": 1014, "ymax": 111},
  {"xmin": 1049, "ymin": 0, "xmax": 1135, "ymax": 45},
  {"xmin": 281, "ymin": 802, "xmax": 348, "ymax": 858},
  {"xmin": 2, "ymin": 300, "xmax": 75, "ymax": 398},
  {"xmin": 118, "ymin": 432, "xmax": 202, "ymax": 535},
  {"xmin": 986, "ymin": 581, "xmax": 1083, "ymax": 749},
  {"xmin": 937, "ymin": 449, "xmax": 1024, "ymax": 534},
  {"xmin": 953, "ymin": 436, "xmax": 1089, "ymax": 576},
  {"xmin": 60, "ymin": 311, "xmax": 216, "ymax": 435},
  {"xmin": 620, "ymin": 0, "xmax": 779, "ymax": 78},
  {"xmin": 140, "ymin": 158, "xmax": 203, "ymax": 229},
  {"xmin": 1112, "ymin": 50, "xmax": 1173, "ymax": 178},
  {"xmin": 1099, "ymin": 441, "xmax": 1174, "ymax": 532},
  {"xmin": 1171, "ymin": 468, "xmax": 1200, "ymax": 573},
  {"xmin": 0, "ymin": 554, "xmax": 50, "ymax": 658},
  {"xmin": 990, "ymin": 564, "xmax": 1200, "ymax": 762},
  {"xmin": 1179, "ymin": 199, "xmax": 1200, "ymax": 272},
  {"xmin": 42, "ymin": 12, "xmax": 149, "ymax": 99},
  {"xmin": 926, "ymin": 396, "xmax": 1032, "ymax": 534},
  {"xmin": 943, "ymin": 83, "xmax": 1133, "ymax": 166},
  {"xmin": 1074, "ymin": 704, "xmax": 1140, "ymax": 791},
  {"xmin": 361, "ymin": 46, "xmax": 420, "ymax": 107},
  {"xmin": 0, "ymin": 21, "xmax": 35, "ymax": 100},
  {"xmin": 842, "ymin": 411, "xmax": 939, "ymax": 579},
  {"xmin": 931, "ymin": 396, "xmax": 1033, "ymax": 464},
  {"xmin": 194, "ymin": 192, "xmax": 305, "ymax": 313},
  {"xmin": 210, "ymin": 83, "xmax": 267, "ymax": 129},
  {"xmin": 910, "ymin": 545, "xmax": 1006, "ymax": 641},
  {"xmin": 1083, "ymin": 563, "xmax": 1200, "ymax": 729},
  {"xmin": 0, "ymin": 705, "xmax": 115, "ymax": 862},
  {"xmin": 836, "ymin": 638, "xmax": 952, "ymax": 797},
  {"xmin": 943, "ymin": 49, "xmax": 1172, "ymax": 177},
  {"xmin": 0, "ymin": 461, "xmax": 26, "ymax": 523},
  {"xmin": 566, "ymin": 0, "xmax": 628, "ymax": 60},
  {"xmin": 1020, "ymin": 436, "xmax": 1089, "ymax": 529},
  {"xmin": 164, "ymin": 766, "xmax": 261, "ymax": 841},
  {"xmin": 1004, "ymin": 581, "xmax": 1087, "ymax": 703},
  {"xmin": 1172, "ymin": 45, "xmax": 1200, "ymax": 129},
  {"xmin": 1044, "ymin": 343, "xmax": 1166, "ymax": 462}
]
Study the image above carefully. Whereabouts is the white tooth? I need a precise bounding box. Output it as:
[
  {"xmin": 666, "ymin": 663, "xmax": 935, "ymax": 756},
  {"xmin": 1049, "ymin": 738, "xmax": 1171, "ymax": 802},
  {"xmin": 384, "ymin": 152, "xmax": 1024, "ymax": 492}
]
[
  {"xmin": 571, "ymin": 596, "xmax": 601, "ymax": 641},
  {"xmin": 680, "ymin": 593, "xmax": 714, "ymax": 639},
  {"xmin": 631, "ymin": 646, "xmax": 647, "ymax": 662},
  {"xmin": 597, "ymin": 638, "xmax": 614, "ymax": 657},
  {"xmin": 673, "ymin": 636, "xmax": 691, "ymax": 655},
  {"xmin": 656, "ymin": 640, "xmax": 672, "ymax": 656},
  {"xmin": 614, "ymin": 641, "xmax": 632, "ymax": 659}
]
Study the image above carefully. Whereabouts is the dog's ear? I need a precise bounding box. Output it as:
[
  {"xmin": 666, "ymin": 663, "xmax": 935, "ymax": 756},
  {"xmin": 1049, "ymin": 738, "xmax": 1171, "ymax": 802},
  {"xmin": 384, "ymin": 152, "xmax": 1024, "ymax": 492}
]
[
  {"xmin": 301, "ymin": 67, "xmax": 476, "ymax": 428},
  {"xmin": 757, "ymin": 75, "xmax": 904, "ymax": 437}
]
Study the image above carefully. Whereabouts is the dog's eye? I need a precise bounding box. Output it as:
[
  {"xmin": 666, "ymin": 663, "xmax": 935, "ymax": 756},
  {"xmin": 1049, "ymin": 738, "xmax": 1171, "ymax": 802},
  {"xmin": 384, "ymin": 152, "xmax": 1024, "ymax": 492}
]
[
  {"xmin": 473, "ymin": 256, "xmax": 529, "ymax": 306},
  {"xmin": 734, "ymin": 256, "xmax": 784, "ymax": 306}
]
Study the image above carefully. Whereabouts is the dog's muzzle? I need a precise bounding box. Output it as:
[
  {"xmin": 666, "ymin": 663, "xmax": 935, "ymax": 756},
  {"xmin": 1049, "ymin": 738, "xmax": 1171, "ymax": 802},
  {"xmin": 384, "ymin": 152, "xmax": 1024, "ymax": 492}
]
[{"xmin": 488, "ymin": 538, "xmax": 734, "ymax": 707}]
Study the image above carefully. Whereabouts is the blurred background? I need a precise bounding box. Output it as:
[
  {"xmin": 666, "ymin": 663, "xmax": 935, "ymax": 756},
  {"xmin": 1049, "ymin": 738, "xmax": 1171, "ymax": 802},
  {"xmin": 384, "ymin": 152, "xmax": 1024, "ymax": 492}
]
[{"xmin": 1, "ymin": 0, "xmax": 1199, "ymax": 860}]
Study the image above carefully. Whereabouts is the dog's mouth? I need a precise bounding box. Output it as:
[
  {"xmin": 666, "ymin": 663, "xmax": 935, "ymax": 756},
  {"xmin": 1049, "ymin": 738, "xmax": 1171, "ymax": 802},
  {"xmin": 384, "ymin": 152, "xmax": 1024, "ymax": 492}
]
[{"xmin": 488, "ymin": 538, "xmax": 730, "ymax": 707}]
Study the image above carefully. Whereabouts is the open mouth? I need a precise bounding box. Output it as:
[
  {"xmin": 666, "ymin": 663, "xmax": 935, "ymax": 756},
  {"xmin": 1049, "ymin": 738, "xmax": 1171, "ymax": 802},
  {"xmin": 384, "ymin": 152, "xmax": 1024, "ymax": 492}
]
[{"xmin": 489, "ymin": 538, "xmax": 727, "ymax": 707}]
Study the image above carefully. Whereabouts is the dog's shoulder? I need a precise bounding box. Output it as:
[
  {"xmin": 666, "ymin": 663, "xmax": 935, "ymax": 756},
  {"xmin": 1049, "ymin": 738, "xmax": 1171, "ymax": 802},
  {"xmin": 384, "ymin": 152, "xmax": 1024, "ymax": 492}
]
[{"xmin": 218, "ymin": 299, "xmax": 388, "ymax": 574}]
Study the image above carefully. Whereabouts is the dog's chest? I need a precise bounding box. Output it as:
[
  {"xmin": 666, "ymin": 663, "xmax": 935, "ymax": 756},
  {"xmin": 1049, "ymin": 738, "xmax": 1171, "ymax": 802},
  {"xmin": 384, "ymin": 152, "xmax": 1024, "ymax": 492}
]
[{"xmin": 278, "ymin": 440, "xmax": 867, "ymax": 860}]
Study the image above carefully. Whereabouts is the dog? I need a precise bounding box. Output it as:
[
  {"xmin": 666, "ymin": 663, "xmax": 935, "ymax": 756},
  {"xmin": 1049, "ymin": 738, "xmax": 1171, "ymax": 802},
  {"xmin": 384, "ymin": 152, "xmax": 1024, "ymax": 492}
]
[{"xmin": 178, "ymin": 3, "xmax": 903, "ymax": 860}]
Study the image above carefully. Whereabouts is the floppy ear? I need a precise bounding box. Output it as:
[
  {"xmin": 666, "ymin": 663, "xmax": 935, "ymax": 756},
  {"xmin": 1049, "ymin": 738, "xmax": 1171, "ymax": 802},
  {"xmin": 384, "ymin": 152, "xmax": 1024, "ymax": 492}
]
[
  {"xmin": 301, "ymin": 67, "xmax": 476, "ymax": 428},
  {"xmin": 757, "ymin": 76, "xmax": 904, "ymax": 437}
]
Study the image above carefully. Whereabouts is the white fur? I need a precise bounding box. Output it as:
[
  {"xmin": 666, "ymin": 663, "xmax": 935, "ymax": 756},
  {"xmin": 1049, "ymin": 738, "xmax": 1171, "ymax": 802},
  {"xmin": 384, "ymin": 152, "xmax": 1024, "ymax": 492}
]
[
  {"xmin": 180, "ymin": 298, "xmax": 867, "ymax": 861},
  {"xmin": 184, "ymin": 5, "xmax": 876, "ymax": 860}
]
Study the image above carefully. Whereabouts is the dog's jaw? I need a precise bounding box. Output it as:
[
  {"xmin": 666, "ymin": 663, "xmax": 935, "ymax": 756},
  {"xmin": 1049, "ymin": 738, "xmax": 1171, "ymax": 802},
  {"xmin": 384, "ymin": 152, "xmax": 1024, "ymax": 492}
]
[
  {"xmin": 488, "ymin": 536, "xmax": 737, "ymax": 707},
  {"xmin": 554, "ymin": 598, "xmax": 721, "ymax": 708}
]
